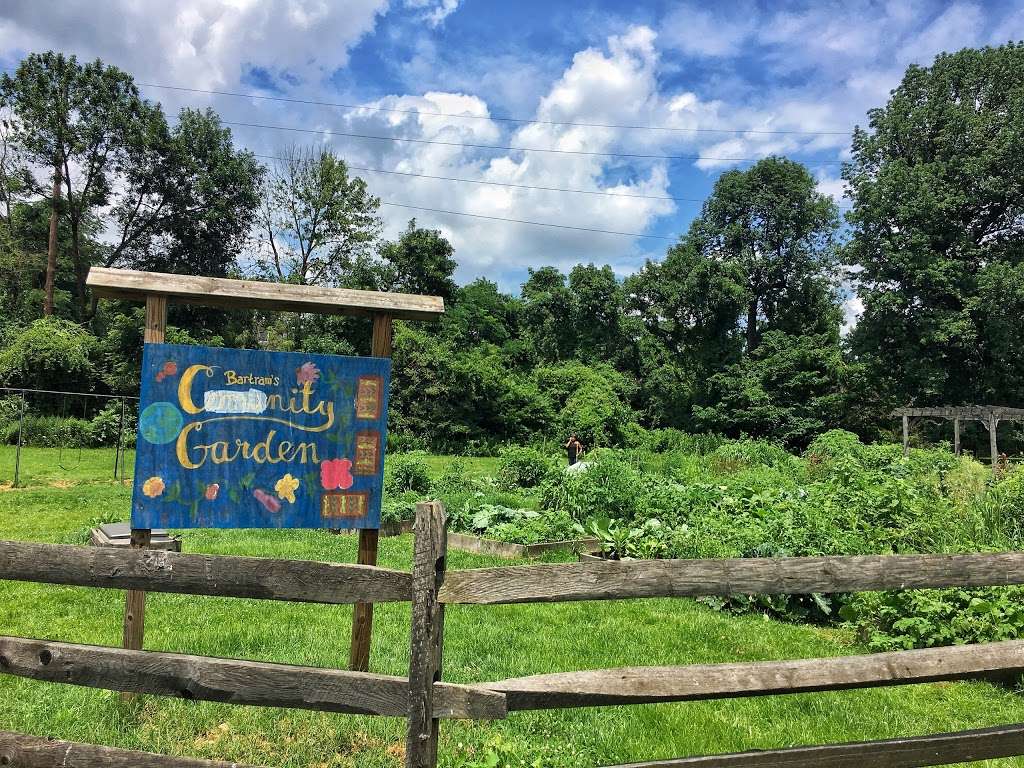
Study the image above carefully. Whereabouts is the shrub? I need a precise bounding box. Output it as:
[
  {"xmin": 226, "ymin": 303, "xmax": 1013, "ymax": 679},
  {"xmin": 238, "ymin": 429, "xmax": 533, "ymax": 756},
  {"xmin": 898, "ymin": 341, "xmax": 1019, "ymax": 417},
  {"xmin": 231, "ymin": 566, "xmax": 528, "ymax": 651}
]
[
  {"xmin": 541, "ymin": 453, "xmax": 644, "ymax": 522},
  {"xmin": 497, "ymin": 446, "xmax": 555, "ymax": 490},
  {"xmin": 384, "ymin": 451, "xmax": 432, "ymax": 495},
  {"xmin": 0, "ymin": 318, "xmax": 97, "ymax": 391},
  {"xmin": 88, "ymin": 400, "xmax": 137, "ymax": 447},
  {"xmin": 2, "ymin": 415, "xmax": 91, "ymax": 447},
  {"xmin": 841, "ymin": 587, "xmax": 1024, "ymax": 650},
  {"xmin": 711, "ymin": 438, "xmax": 795, "ymax": 472}
]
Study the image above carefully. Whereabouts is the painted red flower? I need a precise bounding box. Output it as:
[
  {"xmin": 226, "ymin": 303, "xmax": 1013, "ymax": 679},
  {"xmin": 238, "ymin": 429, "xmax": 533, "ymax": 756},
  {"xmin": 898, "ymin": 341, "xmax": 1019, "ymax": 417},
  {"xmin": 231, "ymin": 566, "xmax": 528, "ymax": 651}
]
[
  {"xmin": 204, "ymin": 483, "xmax": 219, "ymax": 501},
  {"xmin": 320, "ymin": 458, "xmax": 354, "ymax": 490},
  {"xmin": 163, "ymin": 361, "xmax": 178, "ymax": 376},
  {"xmin": 296, "ymin": 361, "xmax": 320, "ymax": 385}
]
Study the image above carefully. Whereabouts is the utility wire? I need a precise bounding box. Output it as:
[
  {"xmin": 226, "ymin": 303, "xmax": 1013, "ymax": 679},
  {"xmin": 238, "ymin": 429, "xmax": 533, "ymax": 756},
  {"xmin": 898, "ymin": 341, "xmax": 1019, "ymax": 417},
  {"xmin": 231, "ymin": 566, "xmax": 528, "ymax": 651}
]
[
  {"xmin": 254, "ymin": 152, "xmax": 854, "ymax": 209},
  {"xmin": 141, "ymin": 82, "xmax": 851, "ymax": 137},
  {"xmin": 378, "ymin": 201, "xmax": 679, "ymax": 240},
  {"xmin": 253, "ymin": 153, "xmax": 695, "ymax": 203},
  {"xmin": 226, "ymin": 118, "xmax": 846, "ymax": 165}
]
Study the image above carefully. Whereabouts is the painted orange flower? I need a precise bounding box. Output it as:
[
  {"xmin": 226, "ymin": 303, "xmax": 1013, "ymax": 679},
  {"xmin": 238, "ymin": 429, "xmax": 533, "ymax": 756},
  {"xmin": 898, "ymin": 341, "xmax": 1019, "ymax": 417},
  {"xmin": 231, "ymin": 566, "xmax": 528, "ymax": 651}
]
[
  {"xmin": 142, "ymin": 476, "xmax": 165, "ymax": 498},
  {"xmin": 204, "ymin": 483, "xmax": 219, "ymax": 501}
]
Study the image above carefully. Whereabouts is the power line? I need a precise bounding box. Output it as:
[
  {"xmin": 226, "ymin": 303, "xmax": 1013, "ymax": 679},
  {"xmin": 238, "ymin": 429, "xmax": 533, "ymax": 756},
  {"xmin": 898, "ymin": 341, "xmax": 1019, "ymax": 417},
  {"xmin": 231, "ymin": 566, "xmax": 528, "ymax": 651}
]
[
  {"xmin": 226, "ymin": 119, "xmax": 846, "ymax": 166},
  {"xmin": 254, "ymin": 152, "xmax": 854, "ymax": 209},
  {"xmin": 253, "ymin": 153, "xmax": 697, "ymax": 203},
  {"xmin": 379, "ymin": 201, "xmax": 679, "ymax": 241},
  {"xmin": 141, "ymin": 82, "xmax": 852, "ymax": 137}
]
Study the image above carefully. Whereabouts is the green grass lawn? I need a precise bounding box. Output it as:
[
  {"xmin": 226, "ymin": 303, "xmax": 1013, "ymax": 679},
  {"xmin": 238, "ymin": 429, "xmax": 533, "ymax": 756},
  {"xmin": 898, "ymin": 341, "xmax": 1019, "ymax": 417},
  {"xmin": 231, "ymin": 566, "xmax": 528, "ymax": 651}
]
[{"xmin": 0, "ymin": 449, "xmax": 1023, "ymax": 766}]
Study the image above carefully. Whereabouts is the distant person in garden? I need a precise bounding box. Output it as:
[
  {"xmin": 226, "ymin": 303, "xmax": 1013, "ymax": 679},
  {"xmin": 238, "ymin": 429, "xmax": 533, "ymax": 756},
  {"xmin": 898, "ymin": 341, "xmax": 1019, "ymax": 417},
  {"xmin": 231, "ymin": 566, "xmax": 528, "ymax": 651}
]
[{"xmin": 565, "ymin": 433, "xmax": 584, "ymax": 466}]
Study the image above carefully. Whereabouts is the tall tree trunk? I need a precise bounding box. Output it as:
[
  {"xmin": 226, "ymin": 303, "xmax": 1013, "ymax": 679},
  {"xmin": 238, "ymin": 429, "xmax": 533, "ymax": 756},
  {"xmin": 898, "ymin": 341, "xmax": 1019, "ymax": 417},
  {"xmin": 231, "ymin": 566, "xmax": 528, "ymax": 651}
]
[
  {"xmin": 43, "ymin": 164, "xmax": 61, "ymax": 317},
  {"xmin": 746, "ymin": 297, "xmax": 759, "ymax": 353}
]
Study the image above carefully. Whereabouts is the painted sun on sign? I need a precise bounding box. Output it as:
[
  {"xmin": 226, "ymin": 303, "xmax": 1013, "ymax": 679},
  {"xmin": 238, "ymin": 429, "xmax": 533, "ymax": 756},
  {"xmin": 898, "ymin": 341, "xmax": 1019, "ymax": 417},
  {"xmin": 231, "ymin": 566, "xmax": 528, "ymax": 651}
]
[{"xmin": 131, "ymin": 343, "xmax": 390, "ymax": 530}]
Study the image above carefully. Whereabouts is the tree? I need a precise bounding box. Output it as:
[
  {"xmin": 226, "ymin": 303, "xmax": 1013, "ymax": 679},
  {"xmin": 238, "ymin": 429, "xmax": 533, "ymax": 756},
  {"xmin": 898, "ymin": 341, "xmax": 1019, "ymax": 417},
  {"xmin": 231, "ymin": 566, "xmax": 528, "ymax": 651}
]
[
  {"xmin": 379, "ymin": 219, "xmax": 458, "ymax": 301},
  {"xmin": 520, "ymin": 266, "xmax": 574, "ymax": 361},
  {"xmin": 257, "ymin": 145, "xmax": 381, "ymax": 286},
  {"xmin": 693, "ymin": 330, "xmax": 848, "ymax": 446},
  {"xmin": 689, "ymin": 156, "xmax": 840, "ymax": 351},
  {"xmin": 1, "ymin": 52, "xmax": 166, "ymax": 318},
  {"xmin": 567, "ymin": 263, "xmax": 624, "ymax": 363},
  {"xmin": 845, "ymin": 43, "xmax": 1024, "ymax": 408},
  {"xmin": 117, "ymin": 108, "xmax": 262, "ymax": 280}
]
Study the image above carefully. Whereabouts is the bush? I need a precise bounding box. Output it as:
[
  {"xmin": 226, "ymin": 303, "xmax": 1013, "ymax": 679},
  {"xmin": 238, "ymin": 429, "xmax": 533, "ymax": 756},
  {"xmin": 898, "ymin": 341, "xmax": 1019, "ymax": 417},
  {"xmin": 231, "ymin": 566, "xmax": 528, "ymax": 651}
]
[
  {"xmin": 497, "ymin": 446, "xmax": 555, "ymax": 490},
  {"xmin": 841, "ymin": 587, "xmax": 1024, "ymax": 650},
  {"xmin": 0, "ymin": 318, "xmax": 97, "ymax": 391},
  {"xmin": 2, "ymin": 415, "xmax": 91, "ymax": 447},
  {"xmin": 711, "ymin": 438, "xmax": 796, "ymax": 472},
  {"xmin": 88, "ymin": 400, "xmax": 137, "ymax": 447},
  {"xmin": 384, "ymin": 451, "xmax": 432, "ymax": 495}
]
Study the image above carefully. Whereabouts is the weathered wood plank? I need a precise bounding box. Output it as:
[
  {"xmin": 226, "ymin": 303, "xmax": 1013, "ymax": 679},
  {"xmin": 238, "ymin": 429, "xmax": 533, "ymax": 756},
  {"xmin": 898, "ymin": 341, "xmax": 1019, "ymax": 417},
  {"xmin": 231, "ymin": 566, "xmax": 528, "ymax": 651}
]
[
  {"xmin": 483, "ymin": 640, "xmax": 1024, "ymax": 711},
  {"xmin": 0, "ymin": 636, "xmax": 506, "ymax": 720},
  {"xmin": 892, "ymin": 405, "xmax": 1024, "ymax": 421},
  {"xmin": 87, "ymin": 267, "xmax": 445, "ymax": 321},
  {"xmin": 438, "ymin": 552, "xmax": 1024, "ymax": 605},
  {"xmin": 0, "ymin": 730, "xmax": 260, "ymax": 767},
  {"xmin": 407, "ymin": 502, "xmax": 448, "ymax": 768},
  {"xmin": 605, "ymin": 721, "xmax": 1024, "ymax": 767},
  {"xmin": 0, "ymin": 540, "xmax": 413, "ymax": 604}
]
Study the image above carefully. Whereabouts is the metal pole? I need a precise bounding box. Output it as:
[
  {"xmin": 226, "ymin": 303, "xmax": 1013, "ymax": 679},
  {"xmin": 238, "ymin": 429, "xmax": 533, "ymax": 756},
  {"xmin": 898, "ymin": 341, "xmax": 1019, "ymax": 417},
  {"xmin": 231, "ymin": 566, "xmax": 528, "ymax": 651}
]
[
  {"xmin": 114, "ymin": 396, "xmax": 126, "ymax": 481},
  {"xmin": 13, "ymin": 390, "xmax": 25, "ymax": 487}
]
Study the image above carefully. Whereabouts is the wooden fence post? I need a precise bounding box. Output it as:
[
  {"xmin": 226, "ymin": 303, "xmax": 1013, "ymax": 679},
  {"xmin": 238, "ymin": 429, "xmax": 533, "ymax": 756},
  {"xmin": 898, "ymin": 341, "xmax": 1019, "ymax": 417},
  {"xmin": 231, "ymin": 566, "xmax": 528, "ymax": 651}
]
[
  {"xmin": 123, "ymin": 294, "xmax": 165, "ymax": 658},
  {"xmin": 406, "ymin": 500, "xmax": 447, "ymax": 768},
  {"xmin": 902, "ymin": 414, "xmax": 910, "ymax": 457},
  {"xmin": 350, "ymin": 313, "xmax": 393, "ymax": 672},
  {"xmin": 954, "ymin": 416, "xmax": 961, "ymax": 456},
  {"xmin": 990, "ymin": 414, "xmax": 1000, "ymax": 475}
]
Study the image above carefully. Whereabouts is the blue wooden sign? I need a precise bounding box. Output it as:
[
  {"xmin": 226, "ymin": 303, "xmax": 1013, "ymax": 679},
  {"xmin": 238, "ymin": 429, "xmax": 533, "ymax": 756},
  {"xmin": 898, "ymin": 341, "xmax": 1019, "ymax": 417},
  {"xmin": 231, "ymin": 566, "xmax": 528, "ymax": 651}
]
[{"xmin": 131, "ymin": 343, "xmax": 390, "ymax": 530}]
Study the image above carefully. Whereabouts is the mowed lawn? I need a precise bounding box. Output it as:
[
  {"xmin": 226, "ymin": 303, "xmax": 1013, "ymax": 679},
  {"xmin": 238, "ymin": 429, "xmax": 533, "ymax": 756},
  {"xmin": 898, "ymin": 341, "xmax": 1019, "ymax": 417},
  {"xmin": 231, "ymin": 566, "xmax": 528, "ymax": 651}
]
[{"xmin": 0, "ymin": 449, "xmax": 1023, "ymax": 767}]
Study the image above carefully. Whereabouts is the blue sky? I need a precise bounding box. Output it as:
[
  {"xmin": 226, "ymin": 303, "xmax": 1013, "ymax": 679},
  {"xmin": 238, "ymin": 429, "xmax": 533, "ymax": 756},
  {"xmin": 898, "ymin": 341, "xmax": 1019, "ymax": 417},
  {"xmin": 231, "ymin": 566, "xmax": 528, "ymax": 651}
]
[{"xmin": 1, "ymin": 0, "xmax": 1023, "ymax": 305}]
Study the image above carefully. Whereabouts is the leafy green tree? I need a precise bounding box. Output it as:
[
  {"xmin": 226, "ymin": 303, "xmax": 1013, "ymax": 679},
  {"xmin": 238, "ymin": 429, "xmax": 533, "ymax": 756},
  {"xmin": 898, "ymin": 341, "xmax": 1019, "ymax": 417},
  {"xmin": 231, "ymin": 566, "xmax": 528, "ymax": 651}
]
[
  {"xmin": 256, "ymin": 145, "xmax": 380, "ymax": 286},
  {"xmin": 693, "ymin": 330, "xmax": 848, "ymax": 446},
  {"xmin": 520, "ymin": 266, "xmax": 574, "ymax": 361},
  {"xmin": 845, "ymin": 43, "xmax": 1024, "ymax": 408},
  {"xmin": 689, "ymin": 156, "xmax": 840, "ymax": 351},
  {"xmin": 567, "ymin": 263, "xmax": 624, "ymax": 363},
  {"xmin": 441, "ymin": 277, "xmax": 519, "ymax": 347},
  {"xmin": 379, "ymin": 219, "xmax": 458, "ymax": 301},
  {"xmin": 1, "ymin": 52, "xmax": 166, "ymax": 318}
]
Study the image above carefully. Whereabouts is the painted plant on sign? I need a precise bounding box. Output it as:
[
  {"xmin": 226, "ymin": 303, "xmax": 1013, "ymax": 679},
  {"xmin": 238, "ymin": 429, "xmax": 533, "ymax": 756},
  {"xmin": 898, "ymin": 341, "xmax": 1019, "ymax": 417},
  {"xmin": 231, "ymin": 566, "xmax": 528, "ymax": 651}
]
[{"xmin": 131, "ymin": 343, "xmax": 391, "ymax": 529}]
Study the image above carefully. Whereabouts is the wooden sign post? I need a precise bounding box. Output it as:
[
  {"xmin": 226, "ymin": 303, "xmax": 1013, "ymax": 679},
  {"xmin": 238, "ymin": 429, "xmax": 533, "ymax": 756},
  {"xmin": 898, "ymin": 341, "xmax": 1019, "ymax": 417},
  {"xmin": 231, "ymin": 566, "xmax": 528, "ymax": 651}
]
[
  {"xmin": 350, "ymin": 313, "xmax": 393, "ymax": 671},
  {"xmin": 87, "ymin": 268, "xmax": 443, "ymax": 671}
]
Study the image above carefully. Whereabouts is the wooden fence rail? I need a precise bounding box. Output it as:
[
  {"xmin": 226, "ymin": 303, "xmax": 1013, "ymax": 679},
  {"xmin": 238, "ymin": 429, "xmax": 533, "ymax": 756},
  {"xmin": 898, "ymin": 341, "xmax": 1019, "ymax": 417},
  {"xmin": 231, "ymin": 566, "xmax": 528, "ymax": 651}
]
[
  {"xmin": 0, "ymin": 636, "xmax": 505, "ymax": 720},
  {"xmin": 0, "ymin": 731, "xmax": 262, "ymax": 768},
  {"xmin": 0, "ymin": 540, "xmax": 412, "ymax": 604},
  {"xmin": 438, "ymin": 552, "xmax": 1024, "ymax": 604},
  {"xmin": 604, "ymin": 722, "xmax": 1024, "ymax": 768},
  {"xmin": 483, "ymin": 640, "xmax": 1024, "ymax": 710},
  {"xmin": 4, "ymin": 504, "xmax": 1024, "ymax": 768}
]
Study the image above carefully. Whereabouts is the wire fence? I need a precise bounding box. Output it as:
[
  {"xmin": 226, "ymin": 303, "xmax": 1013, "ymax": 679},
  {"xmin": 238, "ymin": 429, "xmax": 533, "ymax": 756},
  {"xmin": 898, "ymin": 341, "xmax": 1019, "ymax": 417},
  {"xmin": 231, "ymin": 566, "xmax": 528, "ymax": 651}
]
[{"xmin": 0, "ymin": 387, "xmax": 139, "ymax": 487}]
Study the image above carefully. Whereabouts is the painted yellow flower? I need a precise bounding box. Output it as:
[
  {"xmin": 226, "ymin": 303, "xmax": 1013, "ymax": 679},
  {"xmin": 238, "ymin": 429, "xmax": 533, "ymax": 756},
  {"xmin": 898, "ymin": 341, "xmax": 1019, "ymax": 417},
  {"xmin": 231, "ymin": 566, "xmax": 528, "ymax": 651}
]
[
  {"xmin": 275, "ymin": 473, "xmax": 300, "ymax": 504},
  {"xmin": 142, "ymin": 476, "xmax": 165, "ymax": 498}
]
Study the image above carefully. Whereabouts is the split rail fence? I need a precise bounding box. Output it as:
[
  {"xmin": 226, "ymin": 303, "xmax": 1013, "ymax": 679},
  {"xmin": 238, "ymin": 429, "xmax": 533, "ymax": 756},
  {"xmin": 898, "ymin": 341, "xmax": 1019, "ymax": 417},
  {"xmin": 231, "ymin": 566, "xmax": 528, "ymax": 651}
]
[{"xmin": 3, "ymin": 501, "xmax": 1024, "ymax": 767}]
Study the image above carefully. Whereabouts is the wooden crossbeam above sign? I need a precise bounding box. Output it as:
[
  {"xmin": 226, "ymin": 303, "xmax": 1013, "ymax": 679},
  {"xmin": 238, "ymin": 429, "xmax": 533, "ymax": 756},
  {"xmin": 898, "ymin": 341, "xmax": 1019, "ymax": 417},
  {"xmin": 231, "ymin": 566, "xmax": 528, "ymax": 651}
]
[{"xmin": 87, "ymin": 267, "xmax": 445, "ymax": 321}]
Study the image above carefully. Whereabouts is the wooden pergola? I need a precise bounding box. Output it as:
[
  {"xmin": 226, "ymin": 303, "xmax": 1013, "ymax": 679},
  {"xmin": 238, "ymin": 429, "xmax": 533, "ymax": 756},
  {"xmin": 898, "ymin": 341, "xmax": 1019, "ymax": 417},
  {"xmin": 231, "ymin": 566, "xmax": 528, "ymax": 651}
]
[{"xmin": 894, "ymin": 406, "xmax": 1024, "ymax": 470}]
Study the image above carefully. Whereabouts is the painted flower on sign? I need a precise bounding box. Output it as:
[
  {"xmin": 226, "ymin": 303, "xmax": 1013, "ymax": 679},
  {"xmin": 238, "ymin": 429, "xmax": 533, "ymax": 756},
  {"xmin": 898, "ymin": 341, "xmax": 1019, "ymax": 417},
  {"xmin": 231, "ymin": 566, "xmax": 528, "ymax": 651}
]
[
  {"xmin": 204, "ymin": 483, "xmax": 219, "ymax": 501},
  {"xmin": 142, "ymin": 476, "xmax": 165, "ymax": 498},
  {"xmin": 296, "ymin": 362, "xmax": 320, "ymax": 385},
  {"xmin": 320, "ymin": 458, "xmax": 354, "ymax": 490},
  {"xmin": 275, "ymin": 473, "xmax": 300, "ymax": 504}
]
